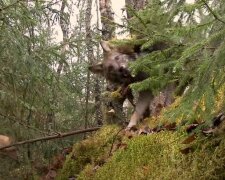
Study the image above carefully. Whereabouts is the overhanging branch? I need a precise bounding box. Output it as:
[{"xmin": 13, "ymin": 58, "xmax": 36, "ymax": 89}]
[{"xmin": 0, "ymin": 0, "xmax": 24, "ymax": 12}]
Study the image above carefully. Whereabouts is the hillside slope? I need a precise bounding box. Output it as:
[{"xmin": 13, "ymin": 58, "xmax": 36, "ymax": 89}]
[{"xmin": 57, "ymin": 87, "xmax": 225, "ymax": 180}]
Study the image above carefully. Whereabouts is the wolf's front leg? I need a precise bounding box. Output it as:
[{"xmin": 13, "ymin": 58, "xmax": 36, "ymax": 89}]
[{"xmin": 126, "ymin": 90, "xmax": 153, "ymax": 130}]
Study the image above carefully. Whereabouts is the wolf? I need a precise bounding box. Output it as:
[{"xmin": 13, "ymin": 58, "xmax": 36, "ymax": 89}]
[{"xmin": 89, "ymin": 40, "xmax": 172, "ymax": 130}]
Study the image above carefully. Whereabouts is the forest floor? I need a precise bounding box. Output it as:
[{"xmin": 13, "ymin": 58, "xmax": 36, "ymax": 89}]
[{"xmin": 54, "ymin": 110, "xmax": 225, "ymax": 180}]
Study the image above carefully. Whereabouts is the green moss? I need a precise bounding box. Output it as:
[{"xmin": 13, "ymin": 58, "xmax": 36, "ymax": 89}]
[
  {"xmin": 57, "ymin": 125, "xmax": 121, "ymax": 180},
  {"xmin": 57, "ymin": 121, "xmax": 225, "ymax": 180},
  {"xmin": 110, "ymin": 88, "xmax": 123, "ymax": 100},
  {"xmin": 90, "ymin": 131, "xmax": 182, "ymax": 180},
  {"xmin": 77, "ymin": 132, "xmax": 225, "ymax": 180},
  {"xmin": 109, "ymin": 39, "xmax": 147, "ymax": 48}
]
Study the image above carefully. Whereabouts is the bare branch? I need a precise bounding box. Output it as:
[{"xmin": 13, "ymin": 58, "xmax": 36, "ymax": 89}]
[
  {"xmin": 108, "ymin": 127, "xmax": 124, "ymax": 156},
  {"xmin": 201, "ymin": 0, "xmax": 225, "ymax": 24},
  {"xmin": 0, "ymin": 127, "xmax": 101, "ymax": 150}
]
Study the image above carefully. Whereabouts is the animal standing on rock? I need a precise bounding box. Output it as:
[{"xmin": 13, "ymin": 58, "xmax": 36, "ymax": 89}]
[{"xmin": 89, "ymin": 40, "xmax": 171, "ymax": 130}]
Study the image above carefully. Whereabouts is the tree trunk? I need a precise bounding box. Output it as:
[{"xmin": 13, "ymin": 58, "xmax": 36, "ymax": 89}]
[
  {"xmin": 58, "ymin": 0, "xmax": 69, "ymax": 76},
  {"xmin": 125, "ymin": 0, "xmax": 147, "ymax": 19},
  {"xmin": 99, "ymin": 0, "xmax": 125, "ymax": 125},
  {"xmin": 94, "ymin": 0, "xmax": 103, "ymax": 126},
  {"xmin": 84, "ymin": 0, "xmax": 95, "ymax": 137},
  {"xmin": 99, "ymin": 0, "xmax": 115, "ymax": 40},
  {"xmin": 47, "ymin": 0, "xmax": 69, "ymax": 133},
  {"xmin": 125, "ymin": 0, "xmax": 147, "ymax": 36}
]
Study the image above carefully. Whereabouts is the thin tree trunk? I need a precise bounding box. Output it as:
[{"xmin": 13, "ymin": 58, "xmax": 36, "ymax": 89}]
[
  {"xmin": 47, "ymin": 0, "xmax": 69, "ymax": 133},
  {"xmin": 84, "ymin": 0, "xmax": 94, "ymax": 138},
  {"xmin": 25, "ymin": 1, "xmax": 37, "ymax": 160},
  {"xmin": 57, "ymin": 0, "xmax": 69, "ymax": 76},
  {"xmin": 94, "ymin": 0, "xmax": 103, "ymax": 126}
]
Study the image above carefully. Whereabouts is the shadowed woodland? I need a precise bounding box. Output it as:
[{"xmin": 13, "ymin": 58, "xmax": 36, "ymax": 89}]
[{"xmin": 1, "ymin": 0, "xmax": 225, "ymax": 179}]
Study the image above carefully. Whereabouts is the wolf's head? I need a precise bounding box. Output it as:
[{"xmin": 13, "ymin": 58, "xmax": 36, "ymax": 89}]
[{"xmin": 89, "ymin": 41, "xmax": 138, "ymax": 84}]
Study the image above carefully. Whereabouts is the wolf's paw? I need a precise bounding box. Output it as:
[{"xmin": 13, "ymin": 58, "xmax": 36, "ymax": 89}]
[{"xmin": 125, "ymin": 123, "xmax": 138, "ymax": 131}]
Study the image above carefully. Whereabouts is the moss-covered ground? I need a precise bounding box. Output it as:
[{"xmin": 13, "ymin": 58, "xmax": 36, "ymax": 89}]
[
  {"xmin": 57, "ymin": 84, "xmax": 225, "ymax": 180},
  {"xmin": 57, "ymin": 123, "xmax": 225, "ymax": 180}
]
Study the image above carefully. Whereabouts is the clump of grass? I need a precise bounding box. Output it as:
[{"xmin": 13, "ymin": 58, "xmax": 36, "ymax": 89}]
[{"xmin": 57, "ymin": 125, "xmax": 120, "ymax": 179}]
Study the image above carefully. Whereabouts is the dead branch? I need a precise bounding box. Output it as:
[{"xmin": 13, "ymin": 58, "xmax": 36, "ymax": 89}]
[
  {"xmin": 0, "ymin": 127, "xmax": 101, "ymax": 150},
  {"xmin": 201, "ymin": 0, "xmax": 225, "ymax": 24},
  {"xmin": 108, "ymin": 127, "xmax": 124, "ymax": 157}
]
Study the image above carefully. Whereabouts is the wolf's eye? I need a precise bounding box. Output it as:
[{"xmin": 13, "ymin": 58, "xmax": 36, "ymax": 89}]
[
  {"xmin": 119, "ymin": 67, "xmax": 124, "ymax": 72},
  {"xmin": 115, "ymin": 56, "xmax": 120, "ymax": 61},
  {"xmin": 108, "ymin": 65, "xmax": 113, "ymax": 72}
]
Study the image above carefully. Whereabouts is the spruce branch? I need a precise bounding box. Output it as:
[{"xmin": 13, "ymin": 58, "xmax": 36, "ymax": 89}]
[
  {"xmin": 201, "ymin": 0, "xmax": 225, "ymax": 24},
  {"xmin": 0, "ymin": 113, "xmax": 51, "ymax": 136},
  {"xmin": 0, "ymin": 0, "xmax": 24, "ymax": 12},
  {"xmin": 125, "ymin": 5, "xmax": 147, "ymax": 28}
]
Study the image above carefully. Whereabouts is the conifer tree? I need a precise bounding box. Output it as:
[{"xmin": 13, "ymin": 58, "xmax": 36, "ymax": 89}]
[{"xmin": 123, "ymin": 0, "xmax": 225, "ymax": 124}]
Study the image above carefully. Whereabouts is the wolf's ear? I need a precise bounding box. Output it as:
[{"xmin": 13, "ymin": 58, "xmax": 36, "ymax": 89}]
[
  {"xmin": 100, "ymin": 40, "xmax": 112, "ymax": 52},
  {"xmin": 88, "ymin": 63, "xmax": 104, "ymax": 75}
]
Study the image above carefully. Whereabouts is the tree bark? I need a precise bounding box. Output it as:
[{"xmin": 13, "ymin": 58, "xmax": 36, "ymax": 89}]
[
  {"xmin": 125, "ymin": 0, "xmax": 147, "ymax": 19},
  {"xmin": 57, "ymin": 0, "xmax": 69, "ymax": 75},
  {"xmin": 94, "ymin": 0, "xmax": 103, "ymax": 126},
  {"xmin": 99, "ymin": 0, "xmax": 115, "ymax": 40},
  {"xmin": 84, "ymin": 0, "xmax": 95, "ymax": 136}
]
